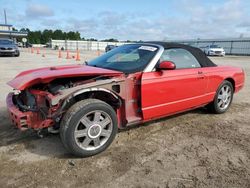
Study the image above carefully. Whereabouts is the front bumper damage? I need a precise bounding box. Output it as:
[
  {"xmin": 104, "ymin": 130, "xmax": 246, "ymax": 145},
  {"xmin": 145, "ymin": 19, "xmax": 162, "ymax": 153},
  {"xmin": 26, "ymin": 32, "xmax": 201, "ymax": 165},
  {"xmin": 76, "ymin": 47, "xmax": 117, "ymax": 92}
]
[
  {"xmin": 6, "ymin": 93, "xmax": 54, "ymax": 131},
  {"xmin": 6, "ymin": 77, "xmax": 125, "ymax": 131}
]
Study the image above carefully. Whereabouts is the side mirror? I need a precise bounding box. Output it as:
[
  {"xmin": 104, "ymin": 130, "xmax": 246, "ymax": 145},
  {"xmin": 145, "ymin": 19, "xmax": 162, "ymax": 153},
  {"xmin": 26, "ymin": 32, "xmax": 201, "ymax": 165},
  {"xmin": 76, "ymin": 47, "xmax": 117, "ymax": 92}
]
[{"xmin": 157, "ymin": 61, "xmax": 176, "ymax": 70}]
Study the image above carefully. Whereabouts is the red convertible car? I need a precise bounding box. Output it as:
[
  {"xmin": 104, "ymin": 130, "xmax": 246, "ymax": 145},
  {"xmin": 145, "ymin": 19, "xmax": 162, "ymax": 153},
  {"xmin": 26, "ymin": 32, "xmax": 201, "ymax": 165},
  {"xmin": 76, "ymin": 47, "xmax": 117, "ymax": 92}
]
[{"xmin": 6, "ymin": 42, "xmax": 245, "ymax": 157}]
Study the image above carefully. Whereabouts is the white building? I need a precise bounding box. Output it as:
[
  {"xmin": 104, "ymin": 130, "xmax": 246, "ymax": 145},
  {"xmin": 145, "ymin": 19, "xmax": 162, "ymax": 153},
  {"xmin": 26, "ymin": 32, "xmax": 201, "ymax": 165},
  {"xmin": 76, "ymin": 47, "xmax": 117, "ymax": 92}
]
[{"xmin": 0, "ymin": 23, "xmax": 27, "ymax": 41}]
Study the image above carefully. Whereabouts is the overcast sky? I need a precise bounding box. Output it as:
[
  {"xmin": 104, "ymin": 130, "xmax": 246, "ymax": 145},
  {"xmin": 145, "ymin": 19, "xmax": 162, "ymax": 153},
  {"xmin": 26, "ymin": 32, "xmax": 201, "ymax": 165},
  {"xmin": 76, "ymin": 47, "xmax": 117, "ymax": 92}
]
[{"xmin": 1, "ymin": 0, "xmax": 250, "ymax": 40}]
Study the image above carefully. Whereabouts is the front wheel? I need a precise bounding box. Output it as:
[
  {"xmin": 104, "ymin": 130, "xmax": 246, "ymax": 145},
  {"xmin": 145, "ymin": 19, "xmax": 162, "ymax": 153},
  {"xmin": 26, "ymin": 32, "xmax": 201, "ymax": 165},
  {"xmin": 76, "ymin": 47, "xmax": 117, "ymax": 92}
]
[
  {"xmin": 60, "ymin": 99, "xmax": 118, "ymax": 157},
  {"xmin": 15, "ymin": 51, "xmax": 20, "ymax": 57},
  {"xmin": 207, "ymin": 80, "xmax": 234, "ymax": 114}
]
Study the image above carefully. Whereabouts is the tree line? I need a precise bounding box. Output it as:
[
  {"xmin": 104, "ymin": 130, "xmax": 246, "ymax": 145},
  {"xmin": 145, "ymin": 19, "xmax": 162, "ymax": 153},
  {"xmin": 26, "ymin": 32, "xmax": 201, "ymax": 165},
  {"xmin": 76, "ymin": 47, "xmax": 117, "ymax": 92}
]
[
  {"xmin": 18, "ymin": 28, "xmax": 121, "ymax": 44},
  {"xmin": 19, "ymin": 28, "xmax": 81, "ymax": 44}
]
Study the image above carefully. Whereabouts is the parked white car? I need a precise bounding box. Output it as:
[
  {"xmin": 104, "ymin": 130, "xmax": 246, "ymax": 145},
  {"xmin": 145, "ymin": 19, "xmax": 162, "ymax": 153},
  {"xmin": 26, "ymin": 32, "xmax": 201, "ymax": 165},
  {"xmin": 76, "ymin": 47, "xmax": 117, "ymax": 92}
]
[{"xmin": 204, "ymin": 45, "xmax": 225, "ymax": 56}]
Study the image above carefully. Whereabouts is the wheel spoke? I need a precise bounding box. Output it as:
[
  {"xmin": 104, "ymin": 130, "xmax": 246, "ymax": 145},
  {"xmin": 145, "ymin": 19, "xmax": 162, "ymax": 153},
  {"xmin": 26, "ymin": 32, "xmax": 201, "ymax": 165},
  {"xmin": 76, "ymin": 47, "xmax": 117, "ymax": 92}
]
[
  {"xmin": 225, "ymin": 86, "xmax": 229, "ymax": 93},
  {"xmin": 94, "ymin": 111, "xmax": 101, "ymax": 122},
  {"xmin": 218, "ymin": 94, "xmax": 223, "ymax": 100},
  {"xmin": 81, "ymin": 137, "xmax": 92, "ymax": 148},
  {"xmin": 221, "ymin": 102, "xmax": 226, "ymax": 108},
  {"xmin": 100, "ymin": 118, "xmax": 111, "ymax": 128},
  {"xmin": 218, "ymin": 100, "xmax": 223, "ymax": 107},
  {"xmin": 226, "ymin": 96, "xmax": 231, "ymax": 104},
  {"xmin": 75, "ymin": 129, "xmax": 87, "ymax": 138},
  {"xmin": 80, "ymin": 116, "xmax": 92, "ymax": 128},
  {"xmin": 101, "ymin": 129, "xmax": 112, "ymax": 137},
  {"xmin": 93, "ymin": 138, "xmax": 101, "ymax": 147}
]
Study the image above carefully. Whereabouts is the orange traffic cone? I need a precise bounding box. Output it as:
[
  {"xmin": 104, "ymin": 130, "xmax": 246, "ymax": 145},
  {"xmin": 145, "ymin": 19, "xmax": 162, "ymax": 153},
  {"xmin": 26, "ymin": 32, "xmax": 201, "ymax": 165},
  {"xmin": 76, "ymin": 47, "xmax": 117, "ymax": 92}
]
[
  {"xmin": 31, "ymin": 47, "xmax": 34, "ymax": 53},
  {"xmin": 76, "ymin": 50, "xmax": 80, "ymax": 61},
  {"xmin": 97, "ymin": 50, "xmax": 100, "ymax": 56},
  {"xmin": 37, "ymin": 48, "xmax": 40, "ymax": 54},
  {"xmin": 58, "ymin": 49, "xmax": 62, "ymax": 58},
  {"xmin": 66, "ymin": 50, "xmax": 71, "ymax": 59}
]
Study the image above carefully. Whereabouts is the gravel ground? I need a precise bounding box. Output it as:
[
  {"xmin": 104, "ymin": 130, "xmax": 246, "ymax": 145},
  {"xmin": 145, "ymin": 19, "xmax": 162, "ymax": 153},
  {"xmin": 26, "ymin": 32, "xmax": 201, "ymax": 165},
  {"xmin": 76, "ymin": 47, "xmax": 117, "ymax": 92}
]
[{"xmin": 0, "ymin": 49, "xmax": 249, "ymax": 188}]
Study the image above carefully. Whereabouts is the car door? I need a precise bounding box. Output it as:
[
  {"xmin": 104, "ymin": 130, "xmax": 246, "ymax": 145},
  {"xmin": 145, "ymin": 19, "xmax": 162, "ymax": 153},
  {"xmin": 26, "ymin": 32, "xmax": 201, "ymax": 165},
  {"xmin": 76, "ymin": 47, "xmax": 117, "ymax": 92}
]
[{"xmin": 141, "ymin": 48, "xmax": 208, "ymax": 121}]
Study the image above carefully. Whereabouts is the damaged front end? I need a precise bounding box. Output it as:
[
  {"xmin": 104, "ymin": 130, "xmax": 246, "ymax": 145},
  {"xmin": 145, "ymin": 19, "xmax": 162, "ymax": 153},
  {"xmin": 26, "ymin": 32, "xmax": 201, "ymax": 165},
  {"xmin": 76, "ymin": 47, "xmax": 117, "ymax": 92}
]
[
  {"xmin": 7, "ymin": 75, "xmax": 125, "ymax": 132},
  {"xmin": 7, "ymin": 88, "xmax": 60, "ymax": 131},
  {"xmin": 6, "ymin": 65, "xmax": 124, "ymax": 131}
]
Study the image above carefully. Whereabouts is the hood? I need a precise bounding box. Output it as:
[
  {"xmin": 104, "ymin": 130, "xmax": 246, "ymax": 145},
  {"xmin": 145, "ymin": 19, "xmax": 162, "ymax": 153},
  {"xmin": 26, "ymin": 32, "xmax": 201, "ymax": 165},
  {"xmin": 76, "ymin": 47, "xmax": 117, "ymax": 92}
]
[
  {"xmin": 0, "ymin": 43, "xmax": 17, "ymax": 48},
  {"xmin": 8, "ymin": 65, "xmax": 123, "ymax": 90}
]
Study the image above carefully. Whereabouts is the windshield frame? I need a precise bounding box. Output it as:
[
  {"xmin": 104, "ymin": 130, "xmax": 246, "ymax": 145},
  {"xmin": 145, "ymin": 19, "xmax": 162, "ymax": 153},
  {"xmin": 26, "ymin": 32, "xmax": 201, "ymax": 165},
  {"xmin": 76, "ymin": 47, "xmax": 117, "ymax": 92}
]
[{"xmin": 87, "ymin": 43, "xmax": 164, "ymax": 74}]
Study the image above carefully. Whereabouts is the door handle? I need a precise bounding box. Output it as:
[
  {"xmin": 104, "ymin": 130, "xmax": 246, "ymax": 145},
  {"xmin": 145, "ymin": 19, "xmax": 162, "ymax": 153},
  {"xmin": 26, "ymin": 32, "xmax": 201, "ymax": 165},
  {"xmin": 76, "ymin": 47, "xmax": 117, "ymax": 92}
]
[{"xmin": 197, "ymin": 71, "xmax": 204, "ymax": 79}]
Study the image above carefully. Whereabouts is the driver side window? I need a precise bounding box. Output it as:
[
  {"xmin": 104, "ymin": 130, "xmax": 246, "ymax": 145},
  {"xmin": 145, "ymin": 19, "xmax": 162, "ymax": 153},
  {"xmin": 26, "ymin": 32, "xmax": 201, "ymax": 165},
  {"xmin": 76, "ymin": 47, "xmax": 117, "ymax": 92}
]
[{"xmin": 160, "ymin": 48, "xmax": 201, "ymax": 69}]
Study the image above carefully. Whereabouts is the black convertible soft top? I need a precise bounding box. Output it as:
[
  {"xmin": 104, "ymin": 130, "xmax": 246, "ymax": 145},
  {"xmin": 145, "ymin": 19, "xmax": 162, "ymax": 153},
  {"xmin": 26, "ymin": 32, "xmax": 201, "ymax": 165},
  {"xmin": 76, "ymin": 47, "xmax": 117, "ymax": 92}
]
[{"xmin": 147, "ymin": 42, "xmax": 217, "ymax": 67}]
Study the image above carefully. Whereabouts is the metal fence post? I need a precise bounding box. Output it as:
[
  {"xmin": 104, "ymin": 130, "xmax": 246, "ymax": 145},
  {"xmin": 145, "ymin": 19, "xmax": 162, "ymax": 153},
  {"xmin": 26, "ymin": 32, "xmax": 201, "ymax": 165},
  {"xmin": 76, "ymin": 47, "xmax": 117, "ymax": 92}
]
[
  {"xmin": 230, "ymin": 41, "xmax": 233, "ymax": 55},
  {"xmin": 65, "ymin": 39, "xmax": 68, "ymax": 50}
]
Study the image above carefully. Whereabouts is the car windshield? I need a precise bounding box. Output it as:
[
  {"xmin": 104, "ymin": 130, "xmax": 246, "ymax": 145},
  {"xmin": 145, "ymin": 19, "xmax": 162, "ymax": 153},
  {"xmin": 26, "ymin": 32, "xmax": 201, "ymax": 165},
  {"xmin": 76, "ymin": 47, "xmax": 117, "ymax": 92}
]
[
  {"xmin": 0, "ymin": 40, "xmax": 13, "ymax": 45},
  {"xmin": 88, "ymin": 44, "xmax": 158, "ymax": 73},
  {"xmin": 210, "ymin": 45, "xmax": 220, "ymax": 48}
]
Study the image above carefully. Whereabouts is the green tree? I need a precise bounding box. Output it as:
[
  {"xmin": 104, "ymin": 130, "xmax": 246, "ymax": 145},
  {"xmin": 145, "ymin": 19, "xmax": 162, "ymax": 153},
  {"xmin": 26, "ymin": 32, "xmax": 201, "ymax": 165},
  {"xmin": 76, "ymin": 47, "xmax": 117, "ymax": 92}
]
[
  {"xmin": 86, "ymin": 38, "xmax": 98, "ymax": 41},
  {"xmin": 18, "ymin": 28, "xmax": 85, "ymax": 44},
  {"xmin": 53, "ymin": 29, "xmax": 64, "ymax": 40},
  {"xmin": 20, "ymin": 28, "xmax": 30, "ymax": 33},
  {"xmin": 41, "ymin": 29, "xmax": 53, "ymax": 44},
  {"xmin": 101, "ymin": 38, "xmax": 119, "ymax": 42}
]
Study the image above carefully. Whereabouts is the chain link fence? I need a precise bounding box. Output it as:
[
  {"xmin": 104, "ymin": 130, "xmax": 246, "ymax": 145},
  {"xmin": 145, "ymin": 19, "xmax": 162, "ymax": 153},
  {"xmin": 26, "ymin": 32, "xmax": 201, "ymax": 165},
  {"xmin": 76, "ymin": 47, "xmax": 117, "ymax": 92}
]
[
  {"xmin": 51, "ymin": 38, "xmax": 250, "ymax": 55},
  {"xmin": 166, "ymin": 38, "xmax": 250, "ymax": 55}
]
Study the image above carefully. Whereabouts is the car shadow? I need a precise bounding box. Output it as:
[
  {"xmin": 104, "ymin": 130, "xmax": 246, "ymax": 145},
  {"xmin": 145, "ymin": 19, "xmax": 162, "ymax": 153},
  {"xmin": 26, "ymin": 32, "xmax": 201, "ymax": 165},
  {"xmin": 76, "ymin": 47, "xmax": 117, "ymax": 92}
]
[
  {"xmin": 0, "ymin": 107, "xmax": 74, "ymax": 159},
  {"xmin": 0, "ymin": 55, "xmax": 17, "ymax": 58},
  {"xmin": 119, "ymin": 107, "xmax": 209, "ymax": 132},
  {"xmin": 0, "ymin": 106, "xmax": 210, "ymax": 159}
]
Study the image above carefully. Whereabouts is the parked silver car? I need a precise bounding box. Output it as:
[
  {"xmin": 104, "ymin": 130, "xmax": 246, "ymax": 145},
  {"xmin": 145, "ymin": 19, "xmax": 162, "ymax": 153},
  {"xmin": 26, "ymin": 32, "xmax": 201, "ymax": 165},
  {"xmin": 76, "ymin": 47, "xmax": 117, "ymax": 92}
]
[
  {"xmin": 0, "ymin": 39, "xmax": 20, "ymax": 57},
  {"xmin": 204, "ymin": 45, "xmax": 225, "ymax": 56}
]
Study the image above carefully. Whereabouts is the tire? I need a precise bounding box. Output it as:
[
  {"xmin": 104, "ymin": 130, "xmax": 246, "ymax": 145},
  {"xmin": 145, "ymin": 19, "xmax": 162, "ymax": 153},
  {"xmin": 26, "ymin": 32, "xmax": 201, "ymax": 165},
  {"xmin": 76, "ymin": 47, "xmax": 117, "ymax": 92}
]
[
  {"xmin": 207, "ymin": 80, "xmax": 234, "ymax": 114},
  {"xmin": 60, "ymin": 99, "xmax": 118, "ymax": 157},
  {"xmin": 15, "ymin": 51, "xmax": 20, "ymax": 57}
]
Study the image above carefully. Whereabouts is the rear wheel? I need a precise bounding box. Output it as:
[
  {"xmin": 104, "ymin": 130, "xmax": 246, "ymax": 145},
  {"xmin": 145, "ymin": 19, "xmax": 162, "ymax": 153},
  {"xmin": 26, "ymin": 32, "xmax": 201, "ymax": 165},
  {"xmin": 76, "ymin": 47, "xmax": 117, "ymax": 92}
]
[
  {"xmin": 60, "ymin": 99, "xmax": 118, "ymax": 157},
  {"xmin": 207, "ymin": 80, "xmax": 233, "ymax": 114}
]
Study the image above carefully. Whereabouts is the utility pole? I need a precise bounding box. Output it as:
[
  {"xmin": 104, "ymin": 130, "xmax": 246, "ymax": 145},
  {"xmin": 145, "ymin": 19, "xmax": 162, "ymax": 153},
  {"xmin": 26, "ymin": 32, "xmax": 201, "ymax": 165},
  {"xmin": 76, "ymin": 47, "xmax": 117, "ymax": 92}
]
[{"xmin": 4, "ymin": 9, "xmax": 7, "ymax": 25}]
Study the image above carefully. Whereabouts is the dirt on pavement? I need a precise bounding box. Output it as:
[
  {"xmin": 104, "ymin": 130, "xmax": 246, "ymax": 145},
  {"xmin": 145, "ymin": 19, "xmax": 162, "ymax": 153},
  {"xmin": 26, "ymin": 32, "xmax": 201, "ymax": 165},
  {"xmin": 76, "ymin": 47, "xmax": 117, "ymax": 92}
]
[{"xmin": 0, "ymin": 50, "xmax": 249, "ymax": 188}]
